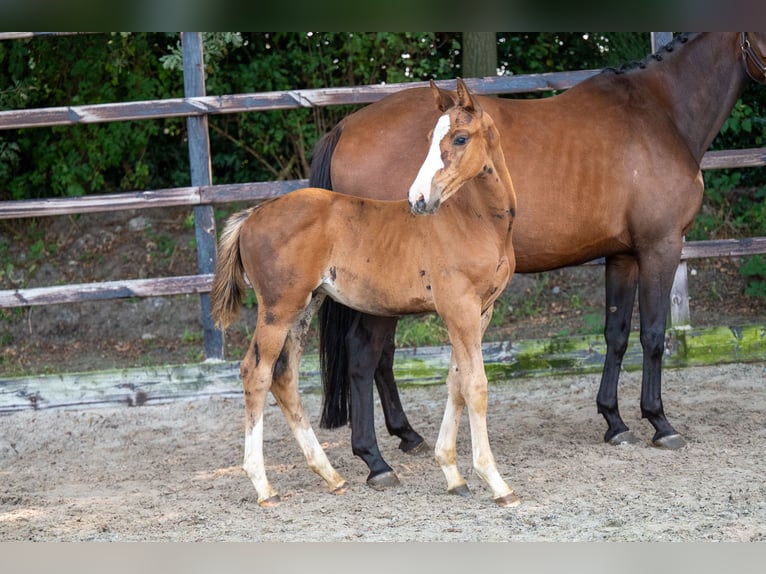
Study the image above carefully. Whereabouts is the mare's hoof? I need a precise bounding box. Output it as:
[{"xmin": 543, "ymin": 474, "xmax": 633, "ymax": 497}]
[
  {"xmin": 367, "ymin": 471, "xmax": 400, "ymax": 490},
  {"xmin": 494, "ymin": 492, "xmax": 521, "ymax": 508},
  {"xmin": 448, "ymin": 484, "xmax": 471, "ymax": 497},
  {"xmin": 332, "ymin": 481, "xmax": 349, "ymax": 496},
  {"xmin": 258, "ymin": 494, "xmax": 281, "ymax": 508},
  {"xmin": 608, "ymin": 430, "xmax": 639, "ymax": 446},
  {"xmin": 653, "ymin": 433, "xmax": 686, "ymax": 450},
  {"xmin": 403, "ymin": 439, "xmax": 431, "ymax": 456}
]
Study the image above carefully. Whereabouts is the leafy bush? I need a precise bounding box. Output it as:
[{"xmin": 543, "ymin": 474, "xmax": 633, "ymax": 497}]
[
  {"xmin": 3, "ymin": 32, "xmax": 765, "ymax": 302},
  {"xmin": 685, "ymin": 91, "xmax": 766, "ymax": 298}
]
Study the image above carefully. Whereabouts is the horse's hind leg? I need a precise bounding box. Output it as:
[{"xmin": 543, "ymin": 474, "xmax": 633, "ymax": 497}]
[
  {"xmin": 240, "ymin": 323, "xmax": 287, "ymax": 507},
  {"xmin": 346, "ymin": 314, "xmax": 399, "ymax": 488},
  {"xmin": 371, "ymin": 316, "xmax": 428, "ymax": 454},
  {"xmin": 597, "ymin": 255, "xmax": 639, "ymax": 445},
  {"xmin": 270, "ymin": 299, "xmax": 348, "ymax": 496},
  {"xmin": 347, "ymin": 314, "xmax": 426, "ymax": 489}
]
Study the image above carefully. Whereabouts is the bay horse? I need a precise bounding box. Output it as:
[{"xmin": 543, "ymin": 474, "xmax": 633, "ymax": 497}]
[
  {"xmin": 211, "ymin": 79, "xmax": 520, "ymax": 507},
  {"xmin": 312, "ymin": 33, "xmax": 766, "ymax": 486}
]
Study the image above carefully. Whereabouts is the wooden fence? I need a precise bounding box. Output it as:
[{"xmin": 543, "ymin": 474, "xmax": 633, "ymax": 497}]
[{"xmin": 1, "ymin": 32, "xmax": 766, "ymax": 362}]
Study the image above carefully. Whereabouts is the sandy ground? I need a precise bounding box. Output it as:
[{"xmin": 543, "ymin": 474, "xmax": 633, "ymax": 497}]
[{"xmin": 1, "ymin": 362, "xmax": 765, "ymax": 542}]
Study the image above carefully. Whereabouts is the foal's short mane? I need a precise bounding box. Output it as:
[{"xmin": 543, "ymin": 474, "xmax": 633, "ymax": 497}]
[{"xmin": 602, "ymin": 33, "xmax": 693, "ymax": 75}]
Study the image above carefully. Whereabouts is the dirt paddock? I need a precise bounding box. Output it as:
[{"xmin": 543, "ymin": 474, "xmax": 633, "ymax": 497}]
[{"xmin": 1, "ymin": 362, "xmax": 765, "ymax": 542}]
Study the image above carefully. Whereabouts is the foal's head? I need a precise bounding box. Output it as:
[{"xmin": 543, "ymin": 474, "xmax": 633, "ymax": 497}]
[{"xmin": 408, "ymin": 78, "xmax": 502, "ymax": 215}]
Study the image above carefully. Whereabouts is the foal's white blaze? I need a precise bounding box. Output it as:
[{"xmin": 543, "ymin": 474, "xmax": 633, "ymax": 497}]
[{"xmin": 408, "ymin": 113, "xmax": 451, "ymax": 207}]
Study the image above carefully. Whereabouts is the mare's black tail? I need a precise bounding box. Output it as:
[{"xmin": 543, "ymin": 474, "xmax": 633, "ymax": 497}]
[{"xmin": 311, "ymin": 124, "xmax": 356, "ymax": 429}]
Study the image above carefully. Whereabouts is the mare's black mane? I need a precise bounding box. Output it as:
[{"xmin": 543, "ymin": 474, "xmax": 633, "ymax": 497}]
[{"xmin": 603, "ymin": 33, "xmax": 693, "ymax": 75}]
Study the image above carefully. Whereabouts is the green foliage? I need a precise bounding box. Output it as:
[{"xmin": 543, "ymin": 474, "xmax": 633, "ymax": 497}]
[
  {"xmin": 1, "ymin": 32, "xmax": 653, "ymax": 202},
  {"xmin": 396, "ymin": 315, "xmax": 449, "ymax": 348},
  {"xmin": 4, "ymin": 32, "xmax": 766, "ymax": 307},
  {"xmin": 1, "ymin": 33, "xmax": 182, "ymax": 200},
  {"xmin": 198, "ymin": 32, "xmax": 461, "ymax": 183},
  {"xmin": 741, "ymin": 255, "xmax": 766, "ymax": 298},
  {"xmin": 685, "ymin": 90, "xmax": 766, "ymax": 296},
  {"xmin": 496, "ymin": 33, "xmax": 649, "ymax": 82}
]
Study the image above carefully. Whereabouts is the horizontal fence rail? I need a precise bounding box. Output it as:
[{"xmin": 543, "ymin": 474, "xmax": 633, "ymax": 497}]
[
  {"xmin": 0, "ymin": 72, "xmax": 599, "ymax": 131},
  {"xmin": 3, "ymin": 148, "xmax": 765, "ymax": 220},
  {"xmin": 6, "ymin": 237, "xmax": 766, "ymax": 309},
  {"xmin": 1, "ymin": 33, "xmax": 765, "ymax": 356}
]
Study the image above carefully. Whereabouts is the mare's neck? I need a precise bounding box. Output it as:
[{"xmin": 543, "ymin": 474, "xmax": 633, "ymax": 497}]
[{"xmin": 646, "ymin": 33, "xmax": 749, "ymax": 162}]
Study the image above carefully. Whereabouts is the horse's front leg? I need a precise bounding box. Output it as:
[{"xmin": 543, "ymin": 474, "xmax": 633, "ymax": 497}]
[
  {"xmin": 438, "ymin": 304, "xmax": 519, "ymax": 506},
  {"xmin": 434, "ymin": 351, "xmax": 469, "ymax": 496},
  {"xmin": 637, "ymin": 245, "xmax": 686, "ymax": 449},
  {"xmin": 467, "ymin": 306, "xmax": 519, "ymax": 506}
]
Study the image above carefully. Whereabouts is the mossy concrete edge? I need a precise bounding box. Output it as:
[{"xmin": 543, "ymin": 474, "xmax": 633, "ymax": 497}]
[{"xmin": 2, "ymin": 325, "xmax": 765, "ymax": 413}]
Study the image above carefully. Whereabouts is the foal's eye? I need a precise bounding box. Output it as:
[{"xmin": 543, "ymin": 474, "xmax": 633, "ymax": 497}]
[{"xmin": 453, "ymin": 135, "xmax": 468, "ymax": 146}]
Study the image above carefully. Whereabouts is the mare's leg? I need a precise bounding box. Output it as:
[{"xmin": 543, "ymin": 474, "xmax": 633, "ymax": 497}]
[
  {"xmin": 346, "ymin": 313, "xmax": 399, "ymax": 488},
  {"xmin": 371, "ymin": 316, "xmax": 427, "ymax": 453},
  {"xmin": 270, "ymin": 309, "xmax": 349, "ymax": 497},
  {"xmin": 637, "ymin": 246, "xmax": 685, "ymax": 449},
  {"xmin": 597, "ymin": 255, "xmax": 639, "ymax": 445},
  {"xmin": 345, "ymin": 313, "xmax": 427, "ymax": 488},
  {"xmin": 437, "ymin": 304, "xmax": 519, "ymax": 507}
]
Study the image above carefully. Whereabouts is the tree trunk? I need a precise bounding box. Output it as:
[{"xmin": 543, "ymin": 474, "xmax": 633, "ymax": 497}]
[{"xmin": 462, "ymin": 32, "xmax": 498, "ymax": 78}]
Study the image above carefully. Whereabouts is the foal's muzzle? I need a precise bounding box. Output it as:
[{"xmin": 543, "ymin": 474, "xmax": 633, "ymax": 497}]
[{"xmin": 410, "ymin": 195, "xmax": 440, "ymax": 215}]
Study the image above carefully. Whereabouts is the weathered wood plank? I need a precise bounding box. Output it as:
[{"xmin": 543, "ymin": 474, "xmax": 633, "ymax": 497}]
[
  {"xmin": 0, "ymin": 237, "xmax": 764, "ymax": 310},
  {"xmin": 0, "ymin": 187, "xmax": 203, "ymax": 219},
  {"xmin": 4, "ymin": 145, "xmax": 765, "ymax": 220},
  {"xmin": 0, "ymin": 275, "xmax": 213, "ymax": 308},
  {"xmin": 3, "ymin": 237, "xmax": 766, "ymax": 310},
  {"xmin": 670, "ymin": 261, "xmax": 691, "ymax": 328},
  {"xmin": 200, "ymin": 180, "xmax": 307, "ymax": 204},
  {"xmin": 700, "ymin": 148, "xmax": 766, "ymax": 169},
  {"xmin": 182, "ymin": 32, "xmax": 222, "ymax": 361},
  {"xmin": 651, "ymin": 32, "xmax": 674, "ymax": 52},
  {"xmin": 680, "ymin": 237, "xmax": 766, "ymax": 259},
  {"xmin": 0, "ymin": 362, "xmax": 245, "ymax": 413},
  {"xmin": 0, "ymin": 72, "xmax": 599, "ymax": 131},
  {"xmin": 0, "ymin": 32, "xmax": 94, "ymax": 40},
  {"xmin": 0, "ymin": 181, "xmax": 309, "ymax": 219}
]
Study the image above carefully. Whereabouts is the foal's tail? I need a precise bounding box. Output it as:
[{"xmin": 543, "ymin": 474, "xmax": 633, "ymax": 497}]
[
  {"xmin": 210, "ymin": 209, "xmax": 254, "ymax": 330},
  {"xmin": 310, "ymin": 124, "xmax": 354, "ymax": 429}
]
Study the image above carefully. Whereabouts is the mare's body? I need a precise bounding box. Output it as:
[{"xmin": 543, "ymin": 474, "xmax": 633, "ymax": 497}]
[{"xmin": 312, "ymin": 33, "xmax": 766, "ymax": 484}]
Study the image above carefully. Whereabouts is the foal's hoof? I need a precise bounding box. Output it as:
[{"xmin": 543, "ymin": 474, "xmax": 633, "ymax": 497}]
[
  {"xmin": 331, "ymin": 481, "xmax": 349, "ymax": 496},
  {"xmin": 494, "ymin": 492, "xmax": 521, "ymax": 508},
  {"xmin": 448, "ymin": 484, "xmax": 471, "ymax": 497},
  {"xmin": 258, "ymin": 494, "xmax": 281, "ymax": 508},
  {"xmin": 403, "ymin": 439, "xmax": 431, "ymax": 456},
  {"xmin": 652, "ymin": 433, "xmax": 686, "ymax": 450},
  {"xmin": 367, "ymin": 471, "xmax": 401, "ymax": 490},
  {"xmin": 608, "ymin": 430, "xmax": 639, "ymax": 446}
]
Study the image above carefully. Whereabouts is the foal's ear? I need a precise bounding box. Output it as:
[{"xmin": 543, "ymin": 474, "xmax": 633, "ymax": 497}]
[
  {"xmin": 430, "ymin": 79, "xmax": 458, "ymax": 112},
  {"xmin": 456, "ymin": 78, "xmax": 477, "ymax": 112}
]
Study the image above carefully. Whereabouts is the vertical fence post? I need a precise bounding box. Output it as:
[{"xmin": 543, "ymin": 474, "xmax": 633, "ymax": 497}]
[
  {"xmin": 182, "ymin": 32, "xmax": 224, "ymax": 360},
  {"xmin": 651, "ymin": 32, "xmax": 692, "ymax": 329},
  {"xmin": 650, "ymin": 32, "xmax": 673, "ymax": 52}
]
